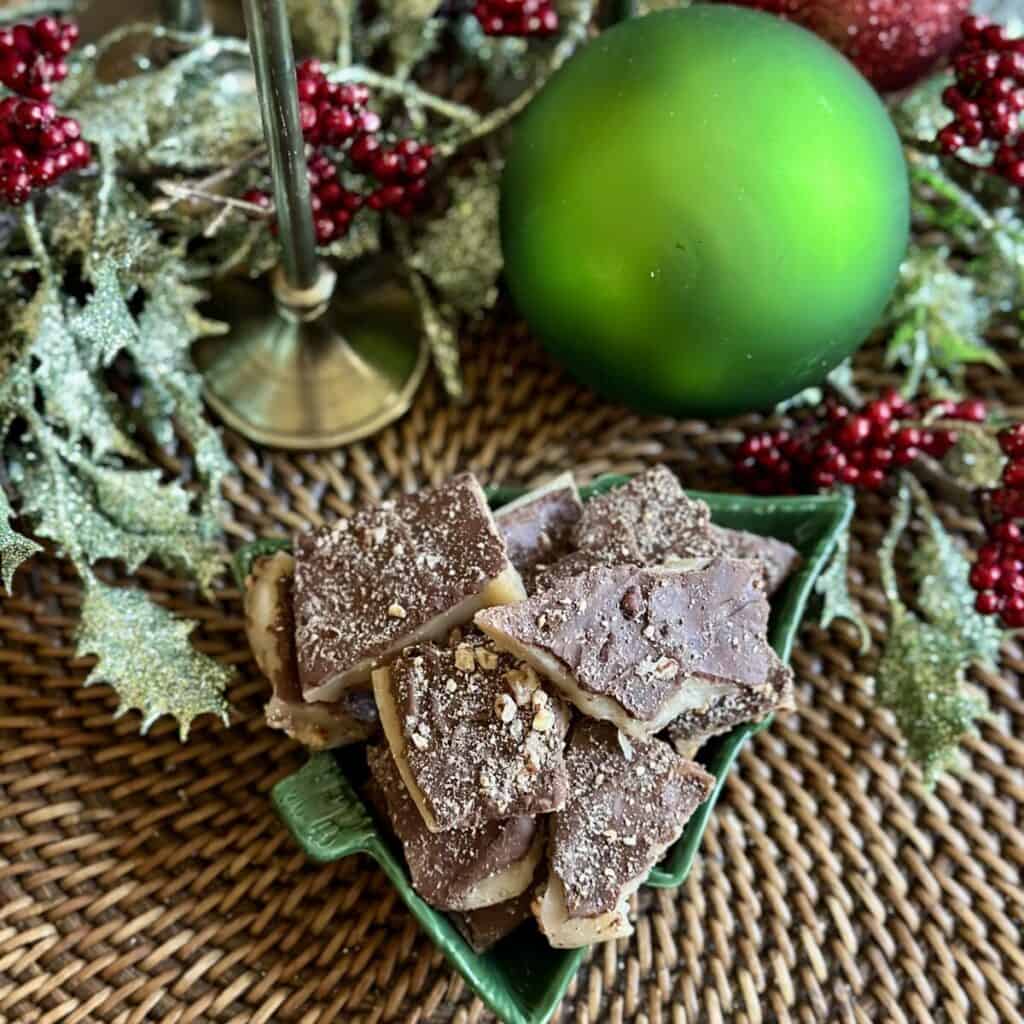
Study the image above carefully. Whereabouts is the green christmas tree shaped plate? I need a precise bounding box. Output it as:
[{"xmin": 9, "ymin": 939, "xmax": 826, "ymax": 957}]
[{"xmin": 264, "ymin": 476, "xmax": 854, "ymax": 1024}]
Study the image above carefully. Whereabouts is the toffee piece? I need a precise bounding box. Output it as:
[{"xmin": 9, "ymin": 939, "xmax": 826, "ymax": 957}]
[
  {"xmin": 476, "ymin": 559, "xmax": 775, "ymax": 739},
  {"xmin": 293, "ymin": 473, "xmax": 526, "ymax": 703},
  {"xmin": 535, "ymin": 720, "xmax": 714, "ymax": 948},
  {"xmin": 665, "ymin": 646, "xmax": 795, "ymax": 752},
  {"xmin": 495, "ymin": 472, "xmax": 584, "ymax": 592},
  {"xmin": 573, "ymin": 465, "xmax": 720, "ymax": 567},
  {"xmin": 708, "ymin": 524, "xmax": 801, "ymax": 596},
  {"xmin": 367, "ymin": 745, "xmax": 543, "ymax": 911},
  {"xmin": 245, "ymin": 551, "xmax": 377, "ymax": 750},
  {"xmin": 451, "ymin": 887, "xmax": 536, "ymax": 953},
  {"xmin": 371, "ymin": 630, "xmax": 571, "ymax": 832}
]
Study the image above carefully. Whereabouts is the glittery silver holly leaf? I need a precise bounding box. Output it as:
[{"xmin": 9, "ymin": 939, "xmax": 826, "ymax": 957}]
[
  {"xmin": 377, "ymin": 0, "xmax": 443, "ymax": 75},
  {"xmin": 18, "ymin": 450, "xmax": 224, "ymax": 592},
  {"xmin": 69, "ymin": 263, "xmax": 138, "ymax": 369},
  {"xmin": 0, "ymin": 485, "xmax": 41, "ymax": 594},
  {"xmin": 77, "ymin": 579, "xmax": 233, "ymax": 740},
  {"xmin": 145, "ymin": 72, "xmax": 262, "ymax": 173},
  {"xmin": 409, "ymin": 163, "xmax": 502, "ymax": 315},
  {"xmin": 27, "ymin": 285, "xmax": 142, "ymax": 461},
  {"xmin": 941, "ymin": 427, "xmax": 1006, "ymax": 490},
  {"xmin": 875, "ymin": 481, "xmax": 989, "ymax": 787},
  {"xmin": 286, "ymin": 0, "xmax": 347, "ymax": 59},
  {"xmin": 884, "ymin": 245, "xmax": 1002, "ymax": 395},
  {"xmin": 816, "ymin": 522, "xmax": 870, "ymax": 653},
  {"xmin": 909, "ymin": 497, "xmax": 1003, "ymax": 667}
]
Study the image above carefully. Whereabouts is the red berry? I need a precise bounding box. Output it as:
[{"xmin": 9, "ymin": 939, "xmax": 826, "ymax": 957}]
[
  {"xmin": 837, "ymin": 415, "xmax": 871, "ymax": 449},
  {"xmin": 371, "ymin": 151, "xmax": 402, "ymax": 181},
  {"xmin": 861, "ymin": 468, "xmax": 886, "ymax": 490},
  {"xmin": 975, "ymin": 590, "xmax": 1002, "ymax": 615},
  {"xmin": 893, "ymin": 446, "xmax": 919, "ymax": 466},
  {"xmin": 358, "ymin": 111, "xmax": 382, "ymax": 135},
  {"xmin": 953, "ymin": 399, "xmax": 986, "ymax": 422},
  {"xmin": 67, "ymin": 139, "xmax": 90, "ymax": 168},
  {"xmin": 839, "ymin": 465, "xmax": 860, "ymax": 485},
  {"xmin": 1003, "ymin": 459, "xmax": 1024, "ymax": 488},
  {"xmin": 993, "ymin": 522, "xmax": 1021, "ymax": 543},
  {"xmin": 1002, "ymin": 594, "xmax": 1024, "ymax": 627},
  {"xmin": 999, "ymin": 424, "xmax": 1024, "ymax": 455},
  {"xmin": 314, "ymin": 215, "xmax": 335, "ymax": 244},
  {"xmin": 978, "ymin": 542, "xmax": 1002, "ymax": 564},
  {"xmin": 970, "ymin": 563, "xmax": 1002, "ymax": 590},
  {"xmin": 812, "ymin": 469, "xmax": 836, "ymax": 489}
]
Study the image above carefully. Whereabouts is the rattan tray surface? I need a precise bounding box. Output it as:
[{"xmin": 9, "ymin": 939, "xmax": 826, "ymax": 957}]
[{"xmin": 2, "ymin": 319, "xmax": 1023, "ymax": 1024}]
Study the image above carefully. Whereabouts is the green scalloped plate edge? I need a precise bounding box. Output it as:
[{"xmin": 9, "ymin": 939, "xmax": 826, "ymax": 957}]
[{"xmin": 267, "ymin": 475, "xmax": 854, "ymax": 1024}]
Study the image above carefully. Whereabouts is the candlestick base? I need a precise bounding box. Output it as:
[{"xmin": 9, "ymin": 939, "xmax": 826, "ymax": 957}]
[{"xmin": 193, "ymin": 262, "xmax": 428, "ymax": 450}]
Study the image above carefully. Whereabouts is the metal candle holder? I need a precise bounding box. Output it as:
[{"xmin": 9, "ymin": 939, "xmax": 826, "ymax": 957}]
[{"xmin": 192, "ymin": 0, "xmax": 427, "ymax": 450}]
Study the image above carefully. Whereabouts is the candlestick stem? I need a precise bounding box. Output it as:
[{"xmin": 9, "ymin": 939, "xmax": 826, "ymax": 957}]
[
  {"xmin": 242, "ymin": 0, "xmax": 319, "ymax": 293},
  {"xmin": 160, "ymin": 0, "xmax": 208, "ymax": 33}
]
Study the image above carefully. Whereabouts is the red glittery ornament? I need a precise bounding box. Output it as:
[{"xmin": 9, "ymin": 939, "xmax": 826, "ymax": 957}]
[{"xmin": 720, "ymin": 0, "xmax": 969, "ymax": 91}]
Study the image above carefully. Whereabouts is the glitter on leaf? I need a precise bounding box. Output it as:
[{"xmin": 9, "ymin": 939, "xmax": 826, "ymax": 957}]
[{"xmin": 77, "ymin": 580, "xmax": 233, "ymax": 741}]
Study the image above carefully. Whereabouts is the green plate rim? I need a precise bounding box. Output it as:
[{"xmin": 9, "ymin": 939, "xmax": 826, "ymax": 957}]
[{"xmin": 263, "ymin": 474, "xmax": 854, "ymax": 1024}]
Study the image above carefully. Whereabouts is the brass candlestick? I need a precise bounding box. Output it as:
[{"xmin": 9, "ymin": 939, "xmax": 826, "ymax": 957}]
[
  {"xmin": 160, "ymin": 0, "xmax": 209, "ymax": 33},
  {"xmin": 192, "ymin": 0, "xmax": 427, "ymax": 450}
]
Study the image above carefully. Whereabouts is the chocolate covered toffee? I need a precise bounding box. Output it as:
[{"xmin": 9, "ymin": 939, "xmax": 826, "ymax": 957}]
[
  {"xmin": 535, "ymin": 721, "xmax": 714, "ymax": 948},
  {"xmin": 367, "ymin": 745, "xmax": 544, "ymax": 911},
  {"xmin": 293, "ymin": 474, "xmax": 525, "ymax": 703},
  {"xmin": 244, "ymin": 466, "xmax": 806, "ymax": 952},
  {"xmin": 245, "ymin": 551, "xmax": 377, "ymax": 750},
  {"xmin": 372, "ymin": 630, "xmax": 570, "ymax": 831},
  {"xmin": 495, "ymin": 472, "xmax": 584, "ymax": 592},
  {"xmin": 573, "ymin": 465, "xmax": 720, "ymax": 567},
  {"xmin": 476, "ymin": 559, "xmax": 787, "ymax": 740},
  {"xmin": 708, "ymin": 524, "xmax": 801, "ymax": 596}
]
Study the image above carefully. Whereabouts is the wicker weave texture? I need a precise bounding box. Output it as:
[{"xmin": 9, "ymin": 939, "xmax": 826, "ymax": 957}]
[{"xmin": 1, "ymin": 324, "xmax": 1023, "ymax": 1024}]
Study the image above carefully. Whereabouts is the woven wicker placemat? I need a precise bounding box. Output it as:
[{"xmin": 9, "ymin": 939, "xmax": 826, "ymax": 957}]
[{"xmin": 2, "ymin": 316, "xmax": 1023, "ymax": 1024}]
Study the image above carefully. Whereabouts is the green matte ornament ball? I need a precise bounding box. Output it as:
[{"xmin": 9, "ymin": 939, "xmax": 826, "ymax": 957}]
[{"xmin": 499, "ymin": 5, "xmax": 909, "ymax": 417}]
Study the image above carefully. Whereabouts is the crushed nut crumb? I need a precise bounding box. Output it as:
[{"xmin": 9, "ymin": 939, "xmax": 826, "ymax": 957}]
[
  {"xmin": 410, "ymin": 732, "xmax": 429, "ymax": 751},
  {"xmin": 532, "ymin": 707, "xmax": 555, "ymax": 732},
  {"xmin": 475, "ymin": 647, "xmax": 499, "ymax": 671},
  {"xmin": 494, "ymin": 693, "xmax": 517, "ymax": 723},
  {"xmin": 387, "ymin": 603, "xmax": 407, "ymax": 619},
  {"xmin": 454, "ymin": 644, "xmax": 477, "ymax": 672}
]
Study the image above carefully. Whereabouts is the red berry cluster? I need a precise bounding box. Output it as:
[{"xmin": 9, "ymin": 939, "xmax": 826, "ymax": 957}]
[
  {"xmin": 472, "ymin": 0, "xmax": 559, "ymax": 37},
  {"xmin": 937, "ymin": 16, "xmax": 1024, "ymax": 186},
  {"xmin": 969, "ymin": 424, "xmax": 1024, "ymax": 626},
  {"xmin": 0, "ymin": 17, "xmax": 77, "ymax": 101},
  {"xmin": 0, "ymin": 97, "xmax": 89, "ymax": 204},
  {"xmin": 735, "ymin": 393, "xmax": 987, "ymax": 495},
  {"xmin": 245, "ymin": 60, "xmax": 434, "ymax": 245}
]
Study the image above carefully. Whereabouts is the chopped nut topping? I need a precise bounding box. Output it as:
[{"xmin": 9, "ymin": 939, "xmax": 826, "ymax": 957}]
[
  {"xmin": 494, "ymin": 693, "xmax": 517, "ymax": 723},
  {"xmin": 445, "ymin": 679, "xmax": 458, "ymax": 694},
  {"xmin": 387, "ymin": 603, "xmax": 407, "ymax": 619},
  {"xmin": 653, "ymin": 657, "xmax": 679, "ymax": 680},
  {"xmin": 531, "ymin": 688, "xmax": 549, "ymax": 712},
  {"xmin": 505, "ymin": 666, "xmax": 539, "ymax": 705},
  {"xmin": 410, "ymin": 732, "xmax": 429, "ymax": 751},
  {"xmin": 372, "ymin": 525, "xmax": 387, "ymax": 545},
  {"xmin": 510, "ymin": 719, "xmax": 524, "ymax": 740},
  {"xmin": 475, "ymin": 647, "xmax": 499, "ymax": 671},
  {"xmin": 454, "ymin": 644, "xmax": 477, "ymax": 672},
  {"xmin": 533, "ymin": 707, "xmax": 555, "ymax": 732}
]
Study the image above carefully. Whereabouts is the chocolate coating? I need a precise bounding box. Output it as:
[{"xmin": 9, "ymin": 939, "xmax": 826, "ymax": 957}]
[
  {"xmin": 665, "ymin": 648, "xmax": 795, "ymax": 747},
  {"xmin": 708, "ymin": 524, "xmax": 801, "ymax": 596},
  {"xmin": 451, "ymin": 887, "xmax": 536, "ymax": 952},
  {"xmin": 367, "ymin": 745, "xmax": 539, "ymax": 910},
  {"xmin": 496, "ymin": 475, "xmax": 583, "ymax": 592},
  {"xmin": 477, "ymin": 559, "xmax": 773, "ymax": 724},
  {"xmin": 553, "ymin": 720, "xmax": 714, "ymax": 917},
  {"xmin": 573, "ymin": 466, "xmax": 719, "ymax": 565},
  {"xmin": 382, "ymin": 631, "xmax": 570, "ymax": 830},
  {"xmin": 292, "ymin": 473, "xmax": 514, "ymax": 697}
]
